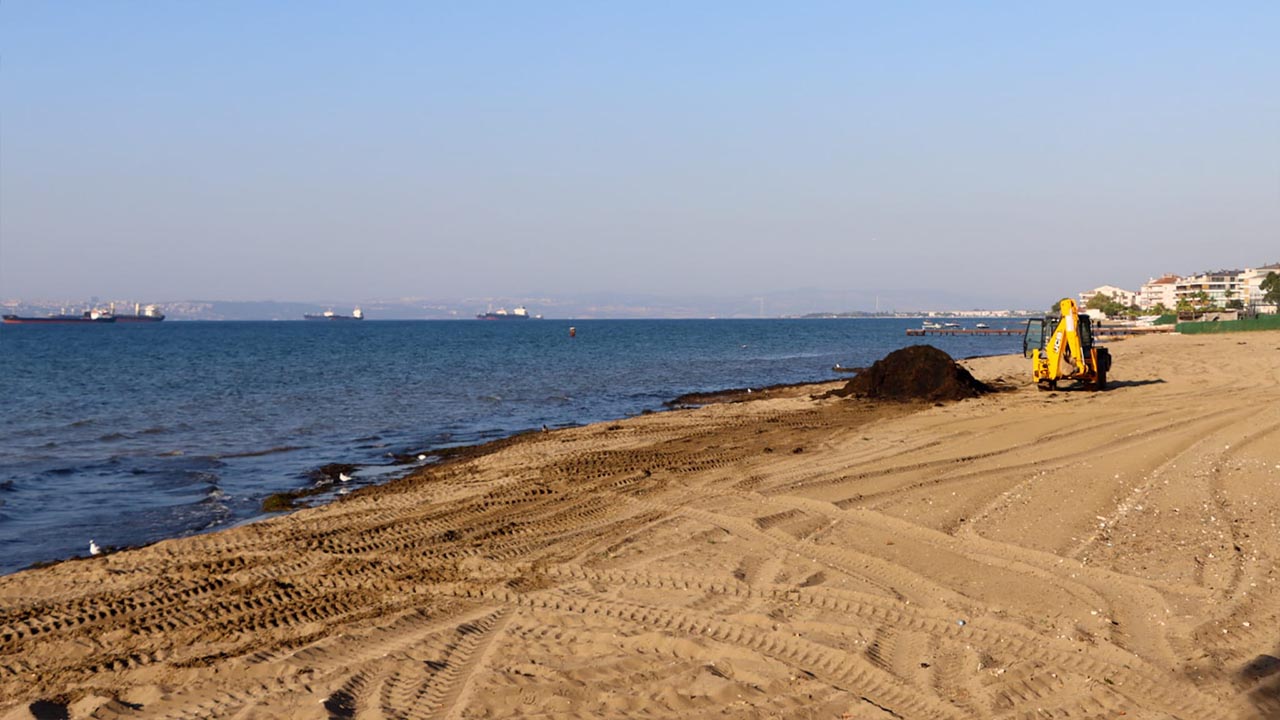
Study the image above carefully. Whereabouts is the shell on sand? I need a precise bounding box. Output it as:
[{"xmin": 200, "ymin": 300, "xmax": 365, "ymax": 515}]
[{"xmin": 2, "ymin": 331, "xmax": 1280, "ymax": 719}]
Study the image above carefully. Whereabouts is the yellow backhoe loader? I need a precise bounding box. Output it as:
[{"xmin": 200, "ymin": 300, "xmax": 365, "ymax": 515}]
[{"xmin": 1023, "ymin": 298, "xmax": 1111, "ymax": 391}]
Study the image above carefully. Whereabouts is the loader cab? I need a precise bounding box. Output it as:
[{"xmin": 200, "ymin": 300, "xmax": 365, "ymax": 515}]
[
  {"xmin": 1022, "ymin": 317, "xmax": 1049, "ymax": 358},
  {"xmin": 1023, "ymin": 314, "xmax": 1096, "ymax": 358},
  {"xmin": 1078, "ymin": 314, "xmax": 1095, "ymax": 352},
  {"xmin": 1025, "ymin": 312, "xmax": 1109, "ymax": 390}
]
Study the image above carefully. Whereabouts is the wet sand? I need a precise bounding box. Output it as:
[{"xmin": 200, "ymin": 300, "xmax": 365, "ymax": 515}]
[{"xmin": 3, "ymin": 331, "xmax": 1280, "ymax": 719}]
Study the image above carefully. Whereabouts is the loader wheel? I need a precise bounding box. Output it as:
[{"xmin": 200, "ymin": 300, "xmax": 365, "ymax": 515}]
[{"xmin": 1096, "ymin": 366, "xmax": 1107, "ymax": 391}]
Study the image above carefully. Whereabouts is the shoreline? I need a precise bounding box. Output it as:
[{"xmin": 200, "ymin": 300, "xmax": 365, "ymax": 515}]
[
  {"xmin": 12, "ymin": 375, "xmax": 855, "ymax": 576},
  {"xmin": 5, "ymin": 331, "xmax": 1280, "ymax": 718}
]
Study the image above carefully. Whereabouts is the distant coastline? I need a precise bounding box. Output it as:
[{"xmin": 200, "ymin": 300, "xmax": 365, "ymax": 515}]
[
  {"xmin": 793, "ymin": 311, "xmax": 1040, "ymax": 319},
  {"xmin": 3, "ymin": 297, "xmax": 1047, "ymax": 322}
]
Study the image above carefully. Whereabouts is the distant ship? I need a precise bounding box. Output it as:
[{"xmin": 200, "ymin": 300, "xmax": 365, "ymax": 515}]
[
  {"xmin": 476, "ymin": 306, "xmax": 541, "ymax": 320},
  {"xmin": 3, "ymin": 309, "xmax": 117, "ymax": 324},
  {"xmin": 304, "ymin": 308, "xmax": 364, "ymax": 321},
  {"xmin": 112, "ymin": 303, "xmax": 165, "ymax": 322}
]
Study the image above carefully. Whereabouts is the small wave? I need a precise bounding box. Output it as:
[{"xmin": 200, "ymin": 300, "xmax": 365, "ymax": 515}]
[
  {"xmin": 216, "ymin": 445, "xmax": 303, "ymax": 459},
  {"xmin": 479, "ymin": 394, "xmax": 503, "ymax": 403},
  {"xmin": 68, "ymin": 419, "xmax": 96, "ymax": 429},
  {"xmin": 142, "ymin": 455, "xmax": 225, "ymax": 470},
  {"xmin": 7, "ymin": 427, "xmax": 52, "ymax": 439},
  {"xmin": 139, "ymin": 426, "xmax": 170, "ymax": 435},
  {"xmin": 97, "ymin": 432, "xmax": 128, "ymax": 442},
  {"xmin": 0, "ymin": 480, "xmax": 14, "ymax": 492},
  {"xmin": 196, "ymin": 495, "xmax": 232, "ymax": 529}
]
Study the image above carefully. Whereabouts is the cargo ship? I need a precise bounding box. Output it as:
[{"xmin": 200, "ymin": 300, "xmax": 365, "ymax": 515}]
[
  {"xmin": 476, "ymin": 306, "xmax": 541, "ymax": 320},
  {"xmin": 3, "ymin": 309, "xmax": 117, "ymax": 324},
  {"xmin": 112, "ymin": 303, "xmax": 165, "ymax": 322},
  {"xmin": 304, "ymin": 308, "xmax": 364, "ymax": 321},
  {"xmin": 3, "ymin": 302, "xmax": 164, "ymax": 324}
]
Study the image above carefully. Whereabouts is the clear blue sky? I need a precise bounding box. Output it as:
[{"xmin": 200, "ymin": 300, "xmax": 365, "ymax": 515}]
[{"xmin": 2, "ymin": 2, "xmax": 1277, "ymax": 308}]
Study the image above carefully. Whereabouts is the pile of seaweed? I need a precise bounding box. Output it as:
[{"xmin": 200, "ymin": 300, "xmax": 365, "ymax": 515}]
[{"xmin": 826, "ymin": 345, "xmax": 991, "ymax": 402}]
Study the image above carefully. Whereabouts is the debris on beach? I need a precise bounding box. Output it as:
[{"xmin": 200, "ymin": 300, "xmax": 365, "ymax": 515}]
[
  {"xmin": 261, "ymin": 463, "xmax": 364, "ymax": 512},
  {"xmin": 307, "ymin": 463, "xmax": 358, "ymax": 484},
  {"xmin": 665, "ymin": 382, "xmax": 811, "ymax": 407},
  {"xmin": 826, "ymin": 345, "xmax": 991, "ymax": 402}
]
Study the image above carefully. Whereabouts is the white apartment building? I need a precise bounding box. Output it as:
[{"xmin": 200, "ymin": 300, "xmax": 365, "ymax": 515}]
[
  {"xmin": 1079, "ymin": 285, "xmax": 1137, "ymax": 308},
  {"xmin": 1240, "ymin": 262, "xmax": 1280, "ymax": 313},
  {"xmin": 1175, "ymin": 270, "xmax": 1245, "ymax": 308},
  {"xmin": 1136, "ymin": 275, "xmax": 1180, "ymax": 310}
]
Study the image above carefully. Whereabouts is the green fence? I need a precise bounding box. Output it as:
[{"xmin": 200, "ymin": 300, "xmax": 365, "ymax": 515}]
[{"xmin": 1176, "ymin": 314, "xmax": 1280, "ymax": 334}]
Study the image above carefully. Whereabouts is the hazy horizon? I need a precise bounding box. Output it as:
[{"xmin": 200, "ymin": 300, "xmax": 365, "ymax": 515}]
[{"xmin": 3, "ymin": 3, "xmax": 1277, "ymax": 308}]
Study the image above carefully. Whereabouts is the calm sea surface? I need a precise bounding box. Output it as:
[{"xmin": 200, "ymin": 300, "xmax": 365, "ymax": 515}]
[{"xmin": 0, "ymin": 319, "xmax": 1024, "ymax": 574}]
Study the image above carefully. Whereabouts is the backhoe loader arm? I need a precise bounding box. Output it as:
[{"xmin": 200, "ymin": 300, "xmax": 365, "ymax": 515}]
[{"xmin": 1045, "ymin": 299, "xmax": 1087, "ymax": 380}]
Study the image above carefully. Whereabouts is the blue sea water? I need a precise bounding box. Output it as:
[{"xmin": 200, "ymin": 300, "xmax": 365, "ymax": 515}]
[{"xmin": 0, "ymin": 318, "xmax": 1024, "ymax": 574}]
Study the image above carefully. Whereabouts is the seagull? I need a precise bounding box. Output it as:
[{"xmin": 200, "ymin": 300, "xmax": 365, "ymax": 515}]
[
  {"xmin": 417, "ymin": 453, "xmax": 427, "ymax": 461},
  {"xmin": 541, "ymin": 424, "xmax": 549, "ymax": 433},
  {"xmin": 338, "ymin": 473, "xmax": 352, "ymax": 482},
  {"xmin": 89, "ymin": 540, "xmax": 101, "ymax": 556}
]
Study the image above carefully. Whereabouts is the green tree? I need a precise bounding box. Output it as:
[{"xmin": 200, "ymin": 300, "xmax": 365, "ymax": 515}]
[
  {"xmin": 1151, "ymin": 302, "xmax": 1170, "ymax": 316},
  {"xmin": 1227, "ymin": 299, "xmax": 1244, "ymax": 311},
  {"xmin": 1086, "ymin": 292, "xmax": 1130, "ymax": 317},
  {"xmin": 1262, "ymin": 272, "xmax": 1280, "ymax": 305}
]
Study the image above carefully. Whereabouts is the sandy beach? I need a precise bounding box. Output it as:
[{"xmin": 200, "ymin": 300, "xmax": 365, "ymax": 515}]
[{"xmin": 3, "ymin": 330, "xmax": 1279, "ymax": 719}]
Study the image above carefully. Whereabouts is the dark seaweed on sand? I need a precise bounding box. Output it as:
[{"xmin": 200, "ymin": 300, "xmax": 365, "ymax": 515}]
[{"xmin": 825, "ymin": 345, "xmax": 991, "ymax": 402}]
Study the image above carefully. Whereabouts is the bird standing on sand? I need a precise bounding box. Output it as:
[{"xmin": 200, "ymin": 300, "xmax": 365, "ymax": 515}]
[
  {"xmin": 89, "ymin": 540, "xmax": 101, "ymax": 556},
  {"xmin": 338, "ymin": 473, "xmax": 352, "ymax": 482}
]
